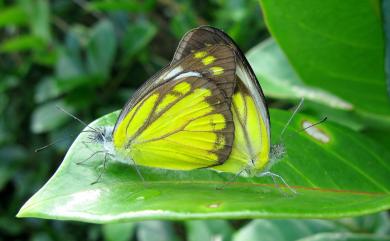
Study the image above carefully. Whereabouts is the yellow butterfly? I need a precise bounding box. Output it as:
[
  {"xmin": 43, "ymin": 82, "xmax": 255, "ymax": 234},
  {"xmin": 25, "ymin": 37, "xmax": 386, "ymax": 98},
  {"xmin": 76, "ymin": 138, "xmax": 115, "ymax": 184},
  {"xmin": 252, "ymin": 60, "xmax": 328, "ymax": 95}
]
[{"xmin": 94, "ymin": 26, "xmax": 283, "ymax": 187}]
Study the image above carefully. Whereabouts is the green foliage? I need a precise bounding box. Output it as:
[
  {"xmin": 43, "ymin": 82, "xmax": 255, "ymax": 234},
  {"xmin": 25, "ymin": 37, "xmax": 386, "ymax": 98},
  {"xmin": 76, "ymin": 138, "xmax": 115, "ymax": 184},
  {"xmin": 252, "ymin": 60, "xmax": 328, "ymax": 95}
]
[
  {"xmin": 247, "ymin": 38, "xmax": 353, "ymax": 110},
  {"xmin": 0, "ymin": 0, "xmax": 389, "ymax": 240},
  {"xmin": 259, "ymin": 0, "xmax": 390, "ymax": 123}
]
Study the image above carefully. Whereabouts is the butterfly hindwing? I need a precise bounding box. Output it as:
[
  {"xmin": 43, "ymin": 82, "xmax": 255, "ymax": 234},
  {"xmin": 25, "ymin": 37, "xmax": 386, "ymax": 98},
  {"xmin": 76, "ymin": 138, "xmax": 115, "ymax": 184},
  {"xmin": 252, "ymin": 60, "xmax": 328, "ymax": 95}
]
[
  {"xmin": 113, "ymin": 75, "xmax": 234, "ymax": 170},
  {"xmin": 213, "ymin": 81, "xmax": 270, "ymax": 173}
]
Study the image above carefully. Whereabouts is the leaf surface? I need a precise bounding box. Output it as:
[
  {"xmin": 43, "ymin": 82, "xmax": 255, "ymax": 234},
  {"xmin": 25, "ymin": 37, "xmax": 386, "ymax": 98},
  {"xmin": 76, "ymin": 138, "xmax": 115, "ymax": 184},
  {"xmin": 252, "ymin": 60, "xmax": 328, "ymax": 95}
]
[{"xmin": 17, "ymin": 109, "xmax": 390, "ymax": 223}]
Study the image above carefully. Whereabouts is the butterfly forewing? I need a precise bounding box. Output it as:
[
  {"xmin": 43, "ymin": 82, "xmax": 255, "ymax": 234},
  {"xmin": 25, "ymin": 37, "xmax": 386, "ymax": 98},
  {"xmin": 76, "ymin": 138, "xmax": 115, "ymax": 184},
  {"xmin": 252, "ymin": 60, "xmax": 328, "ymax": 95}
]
[
  {"xmin": 172, "ymin": 27, "xmax": 229, "ymax": 63},
  {"xmin": 114, "ymin": 44, "xmax": 237, "ymax": 132},
  {"xmin": 113, "ymin": 76, "xmax": 234, "ymax": 170},
  {"xmin": 162, "ymin": 44, "xmax": 237, "ymax": 101}
]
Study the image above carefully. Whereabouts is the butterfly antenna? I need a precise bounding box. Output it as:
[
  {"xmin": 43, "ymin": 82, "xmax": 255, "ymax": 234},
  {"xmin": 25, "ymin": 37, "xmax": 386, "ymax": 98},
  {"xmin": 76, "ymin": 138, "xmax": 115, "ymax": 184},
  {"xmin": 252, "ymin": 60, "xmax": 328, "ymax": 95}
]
[
  {"xmin": 34, "ymin": 129, "xmax": 98, "ymax": 152},
  {"xmin": 55, "ymin": 106, "xmax": 105, "ymax": 141},
  {"xmin": 34, "ymin": 135, "xmax": 76, "ymax": 152},
  {"xmin": 299, "ymin": 117, "xmax": 328, "ymax": 132},
  {"xmin": 56, "ymin": 106, "xmax": 87, "ymax": 126},
  {"xmin": 278, "ymin": 97, "xmax": 305, "ymax": 142}
]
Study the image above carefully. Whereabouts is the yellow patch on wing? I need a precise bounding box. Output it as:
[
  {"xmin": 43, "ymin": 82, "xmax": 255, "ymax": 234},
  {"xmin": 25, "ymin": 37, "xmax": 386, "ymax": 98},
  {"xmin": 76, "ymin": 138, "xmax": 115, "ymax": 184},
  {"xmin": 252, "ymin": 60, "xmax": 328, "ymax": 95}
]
[
  {"xmin": 194, "ymin": 51, "xmax": 208, "ymax": 58},
  {"xmin": 173, "ymin": 81, "xmax": 191, "ymax": 94},
  {"xmin": 156, "ymin": 94, "xmax": 178, "ymax": 113},
  {"xmin": 202, "ymin": 55, "xmax": 216, "ymax": 65},
  {"xmin": 156, "ymin": 82, "xmax": 191, "ymax": 113},
  {"xmin": 113, "ymin": 93, "xmax": 159, "ymax": 149},
  {"xmin": 209, "ymin": 66, "xmax": 224, "ymax": 75}
]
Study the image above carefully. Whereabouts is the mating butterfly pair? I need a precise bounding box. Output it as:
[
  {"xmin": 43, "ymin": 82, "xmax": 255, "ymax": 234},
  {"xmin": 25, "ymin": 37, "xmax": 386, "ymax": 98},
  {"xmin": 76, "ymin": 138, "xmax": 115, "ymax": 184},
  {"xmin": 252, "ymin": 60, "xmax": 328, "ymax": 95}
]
[{"xmin": 98, "ymin": 26, "xmax": 276, "ymax": 182}]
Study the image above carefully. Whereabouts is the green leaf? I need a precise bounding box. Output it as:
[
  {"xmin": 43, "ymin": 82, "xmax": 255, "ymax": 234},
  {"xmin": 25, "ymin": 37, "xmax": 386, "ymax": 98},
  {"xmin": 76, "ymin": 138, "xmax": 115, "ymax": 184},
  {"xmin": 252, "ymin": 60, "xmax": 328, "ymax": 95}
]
[
  {"xmin": 247, "ymin": 38, "xmax": 366, "ymax": 130},
  {"xmin": 56, "ymin": 36, "xmax": 84, "ymax": 81},
  {"xmin": 88, "ymin": 0, "xmax": 156, "ymax": 12},
  {"xmin": 169, "ymin": 6, "xmax": 198, "ymax": 39},
  {"xmin": 0, "ymin": 75, "xmax": 19, "ymax": 93},
  {"xmin": 363, "ymin": 129, "xmax": 390, "ymax": 153},
  {"xmin": 0, "ymin": 5, "xmax": 27, "ymax": 27},
  {"xmin": 86, "ymin": 20, "xmax": 117, "ymax": 80},
  {"xmin": 34, "ymin": 77, "xmax": 61, "ymax": 103},
  {"xmin": 0, "ymin": 35, "xmax": 43, "ymax": 53},
  {"xmin": 383, "ymin": 0, "xmax": 390, "ymax": 98},
  {"xmin": 233, "ymin": 219, "xmax": 346, "ymax": 241},
  {"xmin": 297, "ymin": 233, "xmax": 390, "ymax": 241},
  {"xmin": 55, "ymin": 47, "xmax": 96, "ymax": 92},
  {"xmin": 337, "ymin": 212, "xmax": 390, "ymax": 235},
  {"xmin": 121, "ymin": 21, "xmax": 157, "ymax": 64},
  {"xmin": 102, "ymin": 222, "xmax": 135, "ymax": 241},
  {"xmin": 136, "ymin": 221, "xmax": 180, "ymax": 241},
  {"xmin": 30, "ymin": 100, "xmax": 73, "ymax": 134},
  {"xmin": 259, "ymin": 0, "xmax": 390, "ymax": 122},
  {"xmin": 186, "ymin": 220, "xmax": 233, "ymax": 241},
  {"xmin": 18, "ymin": 109, "xmax": 390, "ymax": 223},
  {"xmin": 247, "ymin": 38, "xmax": 352, "ymax": 110},
  {"xmin": 20, "ymin": 0, "xmax": 51, "ymax": 42},
  {"xmin": 0, "ymin": 145, "xmax": 27, "ymax": 190}
]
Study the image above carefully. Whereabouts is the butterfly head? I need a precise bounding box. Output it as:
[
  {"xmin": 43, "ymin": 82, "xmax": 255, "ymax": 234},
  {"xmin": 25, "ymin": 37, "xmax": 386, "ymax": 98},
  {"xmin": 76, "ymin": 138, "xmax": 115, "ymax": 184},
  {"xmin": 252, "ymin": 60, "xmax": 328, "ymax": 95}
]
[
  {"xmin": 87, "ymin": 126, "xmax": 116, "ymax": 155},
  {"xmin": 270, "ymin": 143, "xmax": 286, "ymax": 161}
]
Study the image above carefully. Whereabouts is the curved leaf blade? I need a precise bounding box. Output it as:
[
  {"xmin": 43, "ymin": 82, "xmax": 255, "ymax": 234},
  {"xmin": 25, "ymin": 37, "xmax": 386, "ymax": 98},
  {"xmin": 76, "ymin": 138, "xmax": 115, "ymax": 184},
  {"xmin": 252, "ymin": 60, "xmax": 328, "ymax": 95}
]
[
  {"xmin": 247, "ymin": 38, "xmax": 352, "ymax": 110},
  {"xmin": 259, "ymin": 0, "xmax": 390, "ymax": 121},
  {"xmin": 17, "ymin": 110, "xmax": 390, "ymax": 223}
]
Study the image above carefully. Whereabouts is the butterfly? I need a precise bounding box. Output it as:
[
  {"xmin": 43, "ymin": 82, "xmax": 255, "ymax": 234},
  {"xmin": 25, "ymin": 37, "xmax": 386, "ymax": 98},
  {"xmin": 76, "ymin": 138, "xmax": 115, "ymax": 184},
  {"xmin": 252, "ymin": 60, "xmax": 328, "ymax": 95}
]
[{"xmin": 97, "ymin": 26, "xmax": 274, "ymax": 182}]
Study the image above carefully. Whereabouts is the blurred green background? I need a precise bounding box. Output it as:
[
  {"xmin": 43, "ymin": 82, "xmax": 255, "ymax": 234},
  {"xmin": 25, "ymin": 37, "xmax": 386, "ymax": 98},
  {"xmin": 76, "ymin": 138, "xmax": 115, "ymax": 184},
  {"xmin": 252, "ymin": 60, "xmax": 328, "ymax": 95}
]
[{"xmin": 1, "ymin": 0, "xmax": 389, "ymax": 240}]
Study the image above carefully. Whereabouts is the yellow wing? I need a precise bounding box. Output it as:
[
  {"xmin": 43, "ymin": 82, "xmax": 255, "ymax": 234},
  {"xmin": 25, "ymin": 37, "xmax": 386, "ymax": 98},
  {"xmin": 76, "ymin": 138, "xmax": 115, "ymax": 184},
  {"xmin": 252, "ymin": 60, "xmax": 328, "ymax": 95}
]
[{"xmin": 113, "ymin": 76, "xmax": 234, "ymax": 170}]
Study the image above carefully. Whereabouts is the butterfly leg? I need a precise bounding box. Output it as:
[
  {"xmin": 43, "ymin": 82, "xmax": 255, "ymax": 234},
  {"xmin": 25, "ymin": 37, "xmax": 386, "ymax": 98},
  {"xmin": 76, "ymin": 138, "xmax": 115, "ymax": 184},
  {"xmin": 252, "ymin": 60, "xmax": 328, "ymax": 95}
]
[
  {"xmin": 216, "ymin": 169, "xmax": 245, "ymax": 191},
  {"xmin": 91, "ymin": 152, "xmax": 109, "ymax": 185},
  {"xmin": 257, "ymin": 171, "xmax": 297, "ymax": 194},
  {"xmin": 76, "ymin": 150, "xmax": 105, "ymax": 165},
  {"xmin": 131, "ymin": 159, "xmax": 145, "ymax": 184}
]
